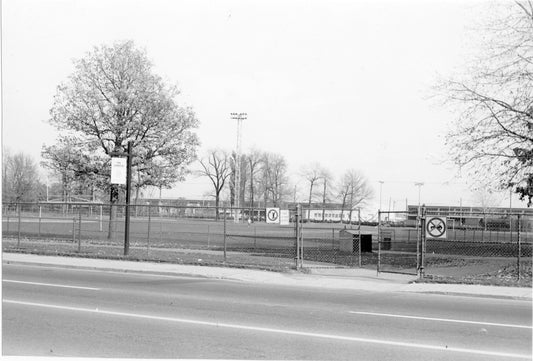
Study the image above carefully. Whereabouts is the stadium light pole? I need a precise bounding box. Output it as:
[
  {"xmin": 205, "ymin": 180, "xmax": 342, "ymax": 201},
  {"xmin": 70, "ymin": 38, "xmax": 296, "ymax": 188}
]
[
  {"xmin": 230, "ymin": 112, "xmax": 247, "ymax": 222},
  {"xmin": 415, "ymin": 182, "xmax": 424, "ymax": 209},
  {"xmin": 379, "ymin": 180, "xmax": 384, "ymax": 211}
]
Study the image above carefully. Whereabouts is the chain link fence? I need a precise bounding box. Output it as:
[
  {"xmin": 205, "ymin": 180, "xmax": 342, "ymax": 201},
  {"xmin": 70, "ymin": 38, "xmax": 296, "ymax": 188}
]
[
  {"xmin": 377, "ymin": 208, "xmax": 533, "ymax": 284},
  {"xmin": 3, "ymin": 202, "xmax": 532, "ymax": 284},
  {"xmin": 2, "ymin": 202, "xmax": 298, "ymax": 270}
]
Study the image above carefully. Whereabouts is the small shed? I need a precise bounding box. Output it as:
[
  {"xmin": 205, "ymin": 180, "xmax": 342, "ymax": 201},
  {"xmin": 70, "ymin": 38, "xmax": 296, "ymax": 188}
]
[{"xmin": 339, "ymin": 229, "xmax": 372, "ymax": 253}]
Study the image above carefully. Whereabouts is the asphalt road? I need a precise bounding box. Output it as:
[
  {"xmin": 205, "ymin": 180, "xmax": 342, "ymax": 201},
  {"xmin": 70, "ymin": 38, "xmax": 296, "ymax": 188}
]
[{"xmin": 2, "ymin": 263, "xmax": 532, "ymax": 360}]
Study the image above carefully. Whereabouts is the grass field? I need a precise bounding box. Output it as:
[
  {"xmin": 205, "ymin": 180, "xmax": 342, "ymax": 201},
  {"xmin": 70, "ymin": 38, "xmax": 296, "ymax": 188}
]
[{"xmin": 3, "ymin": 214, "xmax": 532, "ymax": 287}]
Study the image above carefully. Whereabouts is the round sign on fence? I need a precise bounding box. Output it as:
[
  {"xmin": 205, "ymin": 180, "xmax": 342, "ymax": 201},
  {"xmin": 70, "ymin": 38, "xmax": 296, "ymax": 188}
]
[
  {"xmin": 426, "ymin": 217, "xmax": 447, "ymax": 239},
  {"xmin": 266, "ymin": 208, "xmax": 280, "ymax": 224}
]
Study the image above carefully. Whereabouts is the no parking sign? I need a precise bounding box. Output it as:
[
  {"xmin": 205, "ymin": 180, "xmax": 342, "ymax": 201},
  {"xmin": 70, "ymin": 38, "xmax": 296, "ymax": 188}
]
[{"xmin": 425, "ymin": 217, "xmax": 447, "ymax": 239}]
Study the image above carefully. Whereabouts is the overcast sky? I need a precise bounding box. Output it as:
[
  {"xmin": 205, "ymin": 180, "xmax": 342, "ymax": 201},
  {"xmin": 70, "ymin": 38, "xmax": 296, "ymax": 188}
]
[{"xmin": 1, "ymin": 0, "xmax": 522, "ymax": 212}]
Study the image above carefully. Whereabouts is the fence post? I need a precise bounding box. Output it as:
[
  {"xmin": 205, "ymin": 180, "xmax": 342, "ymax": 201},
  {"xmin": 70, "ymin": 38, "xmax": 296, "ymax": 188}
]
[
  {"xmin": 420, "ymin": 212, "xmax": 426, "ymax": 278},
  {"xmin": 377, "ymin": 210, "xmax": 381, "ymax": 275},
  {"xmin": 72, "ymin": 217, "xmax": 76, "ymax": 243},
  {"xmin": 254, "ymin": 226, "xmax": 257, "ymax": 250},
  {"xmin": 147, "ymin": 205, "xmax": 151, "ymax": 253},
  {"xmin": 300, "ymin": 208, "xmax": 304, "ymax": 269},
  {"xmin": 17, "ymin": 204, "xmax": 21, "ymax": 248},
  {"xmin": 207, "ymin": 224, "xmax": 210, "ymax": 248},
  {"xmin": 99, "ymin": 205, "xmax": 103, "ymax": 232},
  {"xmin": 295, "ymin": 206, "xmax": 300, "ymax": 270},
  {"xmin": 78, "ymin": 210, "xmax": 82, "ymax": 252},
  {"xmin": 358, "ymin": 208, "xmax": 361, "ymax": 268},
  {"xmin": 223, "ymin": 207, "xmax": 227, "ymax": 261},
  {"xmin": 159, "ymin": 208, "xmax": 163, "ymax": 243},
  {"xmin": 517, "ymin": 214, "xmax": 521, "ymax": 281},
  {"xmin": 416, "ymin": 209, "xmax": 420, "ymax": 277},
  {"xmin": 38, "ymin": 205, "xmax": 42, "ymax": 237}
]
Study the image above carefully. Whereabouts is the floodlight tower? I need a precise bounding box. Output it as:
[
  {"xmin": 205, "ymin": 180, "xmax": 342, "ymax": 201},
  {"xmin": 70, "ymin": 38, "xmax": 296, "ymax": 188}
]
[{"xmin": 230, "ymin": 112, "xmax": 247, "ymax": 220}]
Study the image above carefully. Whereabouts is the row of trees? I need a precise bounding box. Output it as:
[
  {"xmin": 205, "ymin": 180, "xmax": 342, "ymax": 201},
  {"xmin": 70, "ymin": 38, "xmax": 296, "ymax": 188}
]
[{"xmin": 198, "ymin": 149, "xmax": 373, "ymax": 220}]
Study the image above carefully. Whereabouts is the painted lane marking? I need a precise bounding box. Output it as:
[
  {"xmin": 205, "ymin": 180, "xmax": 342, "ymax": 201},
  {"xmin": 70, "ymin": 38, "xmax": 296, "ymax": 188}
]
[
  {"xmin": 3, "ymin": 299, "xmax": 531, "ymax": 360},
  {"xmin": 3, "ymin": 280, "xmax": 100, "ymax": 291},
  {"xmin": 349, "ymin": 311, "xmax": 532, "ymax": 329}
]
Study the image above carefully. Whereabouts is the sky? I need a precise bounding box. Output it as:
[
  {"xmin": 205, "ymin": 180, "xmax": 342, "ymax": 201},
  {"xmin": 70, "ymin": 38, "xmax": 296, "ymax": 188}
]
[{"xmin": 1, "ymin": 0, "xmax": 524, "ymax": 213}]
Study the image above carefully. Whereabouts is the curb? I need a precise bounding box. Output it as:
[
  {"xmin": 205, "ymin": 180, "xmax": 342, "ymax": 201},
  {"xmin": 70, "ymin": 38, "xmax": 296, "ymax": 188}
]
[
  {"xmin": 3, "ymin": 253, "xmax": 531, "ymax": 301},
  {"xmin": 2, "ymin": 260, "xmax": 217, "ymax": 281}
]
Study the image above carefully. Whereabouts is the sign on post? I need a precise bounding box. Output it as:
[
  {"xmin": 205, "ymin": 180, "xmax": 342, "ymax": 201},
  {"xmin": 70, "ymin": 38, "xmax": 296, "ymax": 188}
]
[
  {"xmin": 111, "ymin": 157, "xmax": 127, "ymax": 185},
  {"xmin": 425, "ymin": 217, "xmax": 447, "ymax": 239},
  {"xmin": 266, "ymin": 207, "xmax": 280, "ymax": 224}
]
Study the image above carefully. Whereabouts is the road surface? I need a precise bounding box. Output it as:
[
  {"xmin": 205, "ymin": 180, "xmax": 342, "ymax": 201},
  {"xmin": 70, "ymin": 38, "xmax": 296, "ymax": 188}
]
[{"xmin": 2, "ymin": 263, "xmax": 532, "ymax": 360}]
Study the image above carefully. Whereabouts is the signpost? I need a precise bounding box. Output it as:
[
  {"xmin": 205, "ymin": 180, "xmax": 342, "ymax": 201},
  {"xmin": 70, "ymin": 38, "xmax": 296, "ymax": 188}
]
[{"xmin": 110, "ymin": 141, "xmax": 133, "ymax": 256}]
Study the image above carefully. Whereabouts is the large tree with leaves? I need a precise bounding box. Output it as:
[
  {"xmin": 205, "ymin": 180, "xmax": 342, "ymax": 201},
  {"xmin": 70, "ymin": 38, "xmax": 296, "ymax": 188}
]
[
  {"xmin": 47, "ymin": 40, "xmax": 199, "ymax": 236},
  {"xmin": 437, "ymin": 1, "xmax": 533, "ymax": 206}
]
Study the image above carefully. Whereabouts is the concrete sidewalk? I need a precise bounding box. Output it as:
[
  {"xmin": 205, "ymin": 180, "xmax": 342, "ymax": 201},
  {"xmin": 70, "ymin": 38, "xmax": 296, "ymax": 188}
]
[{"xmin": 2, "ymin": 252, "xmax": 531, "ymax": 301}]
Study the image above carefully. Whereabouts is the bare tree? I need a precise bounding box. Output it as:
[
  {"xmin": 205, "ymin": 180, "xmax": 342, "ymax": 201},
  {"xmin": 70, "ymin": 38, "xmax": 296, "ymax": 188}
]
[
  {"xmin": 246, "ymin": 148, "xmax": 263, "ymax": 218},
  {"xmin": 337, "ymin": 169, "xmax": 373, "ymax": 223},
  {"xmin": 3, "ymin": 151, "xmax": 42, "ymax": 203},
  {"xmin": 435, "ymin": 1, "xmax": 533, "ymax": 206},
  {"xmin": 261, "ymin": 152, "xmax": 288, "ymax": 207},
  {"xmin": 320, "ymin": 168, "xmax": 333, "ymax": 221},
  {"xmin": 300, "ymin": 162, "xmax": 322, "ymax": 215},
  {"xmin": 198, "ymin": 149, "xmax": 232, "ymax": 220}
]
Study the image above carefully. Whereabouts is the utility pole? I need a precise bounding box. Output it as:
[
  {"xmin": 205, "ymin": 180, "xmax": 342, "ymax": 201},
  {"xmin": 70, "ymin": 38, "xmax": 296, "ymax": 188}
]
[{"xmin": 231, "ymin": 112, "xmax": 247, "ymax": 223}]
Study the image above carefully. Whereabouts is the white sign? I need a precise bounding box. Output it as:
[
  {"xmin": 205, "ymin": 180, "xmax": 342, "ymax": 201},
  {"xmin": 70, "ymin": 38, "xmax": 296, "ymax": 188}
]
[
  {"xmin": 266, "ymin": 207, "xmax": 280, "ymax": 224},
  {"xmin": 279, "ymin": 210, "xmax": 290, "ymax": 225},
  {"xmin": 426, "ymin": 217, "xmax": 447, "ymax": 239},
  {"xmin": 111, "ymin": 157, "xmax": 127, "ymax": 185}
]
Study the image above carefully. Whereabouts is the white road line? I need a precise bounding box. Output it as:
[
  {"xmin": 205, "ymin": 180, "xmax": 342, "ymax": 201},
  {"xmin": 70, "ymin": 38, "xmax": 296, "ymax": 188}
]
[
  {"xmin": 3, "ymin": 280, "xmax": 100, "ymax": 291},
  {"xmin": 349, "ymin": 311, "xmax": 532, "ymax": 329},
  {"xmin": 3, "ymin": 299, "xmax": 530, "ymax": 360}
]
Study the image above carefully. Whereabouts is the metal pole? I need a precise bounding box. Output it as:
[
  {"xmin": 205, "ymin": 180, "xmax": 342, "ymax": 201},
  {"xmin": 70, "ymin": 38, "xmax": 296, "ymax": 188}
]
[
  {"xmin": 72, "ymin": 217, "xmax": 76, "ymax": 243},
  {"xmin": 147, "ymin": 205, "xmax": 151, "ymax": 252},
  {"xmin": 358, "ymin": 208, "xmax": 361, "ymax": 268},
  {"xmin": 517, "ymin": 214, "xmax": 521, "ymax": 281},
  {"xmin": 17, "ymin": 204, "xmax": 21, "ymax": 247},
  {"xmin": 78, "ymin": 210, "xmax": 82, "ymax": 252},
  {"xmin": 38, "ymin": 206, "xmax": 42, "ymax": 237},
  {"xmin": 300, "ymin": 206, "xmax": 304, "ymax": 269},
  {"xmin": 295, "ymin": 205, "xmax": 300, "ymax": 270},
  {"xmin": 99, "ymin": 205, "xmax": 103, "ymax": 232},
  {"xmin": 124, "ymin": 141, "xmax": 132, "ymax": 256},
  {"xmin": 420, "ymin": 212, "xmax": 426, "ymax": 278},
  {"xmin": 377, "ymin": 210, "xmax": 381, "ymax": 275},
  {"xmin": 223, "ymin": 207, "xmax": 227, "ymax": 261}
]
